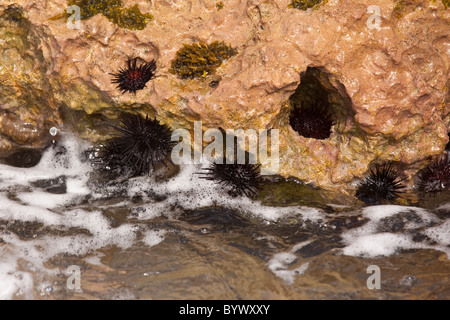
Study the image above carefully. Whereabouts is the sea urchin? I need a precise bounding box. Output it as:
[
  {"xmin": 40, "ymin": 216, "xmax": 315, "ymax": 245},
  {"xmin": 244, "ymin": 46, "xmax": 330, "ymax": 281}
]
[
  {"xmin": 200, "ymin": 157, "xmax": 262, "ymax": 198},
  {"xmin": 416, "ymin": 154, "xmax": 450, "ymax": 193},
  {"xmin": 100, "ymin": 113, "xmax": 175, "ymax": 177},
  {"xmin": 356, "ymin": 163, "xmax": 405, "ymax": 205},
  {"xmin": 289, "ymin": 101, "xmax": 334, "ymax": 140},
  {"xmin": 111, "ymin": 58, "xmax": 156, "ymax": 94}
]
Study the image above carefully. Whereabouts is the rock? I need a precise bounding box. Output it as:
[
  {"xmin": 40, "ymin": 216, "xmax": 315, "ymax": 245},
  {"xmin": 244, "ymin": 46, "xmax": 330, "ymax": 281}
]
[
  {"xmin": 0, "ymin": 4, "xmax": 60, "ymax": 158},
  {"xmin": 3, "ymin": 148, "xmax": 42, "ymax": 168},
  {"xmin": 182, "ymin": 207, "xmax": 249, "ymax": 227},
  {"xmin": 31, "ymin": 175, "xmax": 67, "ymax": 194},
  {"xmin": 0, "ymin": 1, "xmax": 448, "ymax": 190}
]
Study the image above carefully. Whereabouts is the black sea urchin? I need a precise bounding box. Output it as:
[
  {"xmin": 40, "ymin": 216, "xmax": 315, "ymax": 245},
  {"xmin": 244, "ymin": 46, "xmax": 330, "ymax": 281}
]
[
  {"xmin": 356, "ymin": 164, "xmax": 405, "ymax": 205},
  {"xmin": 101, "ymin": 113, "xmax": 174, "ymax": 177},
  {"xmin": 111, "ymin": 58, "xmax": 156, "ymax": 94},
  {"xmin": 200, "ymin": 158, "xmax": 262, "ymax": 198},
  {"xmin": 289, "ymin": 101, "xmax": 334, "ymax": 140},
  {"xmin": 416, "ymin": 154, "xmax": 450, "ymax": 193}
]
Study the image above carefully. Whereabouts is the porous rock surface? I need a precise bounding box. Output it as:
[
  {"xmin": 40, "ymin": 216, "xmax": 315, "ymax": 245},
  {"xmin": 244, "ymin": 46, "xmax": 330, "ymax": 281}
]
[{"xmin": 0, "ymin": 0, "xmax": 448, "ymax": 190}]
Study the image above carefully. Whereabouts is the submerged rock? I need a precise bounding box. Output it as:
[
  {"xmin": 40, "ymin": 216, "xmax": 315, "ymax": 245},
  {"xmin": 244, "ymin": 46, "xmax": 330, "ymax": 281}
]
[
  {"xmin": 31, "ymin": 175, "xmax": 67, "ymax": 194},
  {"xmin": 3, "ymin": 148, "xmax": 42, "ymax": 168},
  {"xmin": 0, "ymin": 1, "xmax": 448, "ymax": 191}
]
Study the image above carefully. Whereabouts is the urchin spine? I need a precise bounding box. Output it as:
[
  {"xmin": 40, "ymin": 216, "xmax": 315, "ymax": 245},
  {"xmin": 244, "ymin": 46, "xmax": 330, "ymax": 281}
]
[
  {"xmin": 98, "ymin": 113, "xmax": 174, "ymax": 177},
  {"xmin": 356, "ymin": 163, "xmax": 405, "ymax": 205},
  {"xmin": 111, "ymin": 58, "xmax": 156, "ymax": 94}
]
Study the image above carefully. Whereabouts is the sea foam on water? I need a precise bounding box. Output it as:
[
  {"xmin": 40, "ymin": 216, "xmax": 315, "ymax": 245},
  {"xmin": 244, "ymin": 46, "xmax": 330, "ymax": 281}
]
[
  {"xmin": 0, "ymin": 133, "xmax": 449, "ymax": 298},
  {"xmin": 0, "ymin": 133, "xmax": 326, "ymax": 298}
]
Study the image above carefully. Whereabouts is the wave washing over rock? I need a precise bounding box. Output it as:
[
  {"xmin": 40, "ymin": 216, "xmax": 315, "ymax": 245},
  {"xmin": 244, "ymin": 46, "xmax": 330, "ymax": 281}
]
[
  {"xmin": 0, "ymin": 133, "xmax": 322, "ymax": 298},
  {"xmin": 0, "ymin": 133, "xmax": 449, "ymax": 299}
]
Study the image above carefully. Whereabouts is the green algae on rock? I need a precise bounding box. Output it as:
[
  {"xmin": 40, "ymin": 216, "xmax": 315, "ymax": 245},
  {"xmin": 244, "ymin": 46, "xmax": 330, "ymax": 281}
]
[
  {"xmin": 216, "ymin": 2, "xmax": 224, "ymax": 11},
  {"xmin": 113, "ymin": 5, "xmax": 152, "ymax": 30},
  {"xmin": 169, "ymin": 41, "xmax": 237, "ymax": 79},
  {"xmin": 289, "ymin": 0, "xmax": 324, "ymax": 10},
  {"xmin": 66, "ymin": 0, "xmax": 152, "ymax": 30},
  {"xmin": 2, "ymin": 0, "xmax": 446, "ymax": 191},
  {"xmin": 68, "ymin": 0, "xmax": 122, "ymax": 20},
  {"xmin": 395, "ymin": 0, "xmax": 448, "ymax": 17}
]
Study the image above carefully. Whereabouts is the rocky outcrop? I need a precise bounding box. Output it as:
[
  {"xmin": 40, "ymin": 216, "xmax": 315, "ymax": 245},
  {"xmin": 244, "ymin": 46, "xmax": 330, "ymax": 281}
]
[
  {"xmin": 0, "ymin": 0, "xmax": 448, "ymax": 190},
  {"xmin": 0, "ymin": 5, "xmax": 60, "ymax": 158}
]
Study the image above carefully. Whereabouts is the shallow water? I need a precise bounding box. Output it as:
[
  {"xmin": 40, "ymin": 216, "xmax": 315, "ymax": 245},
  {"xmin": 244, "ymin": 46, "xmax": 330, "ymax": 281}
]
[{"xmin": 0, "ymin": 133, "xmax": 449, "ymax": 300}]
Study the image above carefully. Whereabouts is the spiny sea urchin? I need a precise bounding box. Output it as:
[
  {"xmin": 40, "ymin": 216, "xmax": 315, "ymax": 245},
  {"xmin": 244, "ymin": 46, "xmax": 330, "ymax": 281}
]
[
  {"xmin": 289, "ymin": 101, "xmax": 334, "ymax": 140},
  {"xmin": 356, "ymin": 163, "xmax": 405, "ymax": 205},
  {"xmin": 100, "ymin": 113, "xmax": 175, "ymax": 177},
  {"xmin": 415, "ymin": 154, "xmax": 450, "ymax": 193},
  {"xmin": 199, "ymin": 157, "xmax": 262, "ymax": 198},
  {"xmin": 110, "ymin": 58, "xmax": 156, "ymax": 94}
]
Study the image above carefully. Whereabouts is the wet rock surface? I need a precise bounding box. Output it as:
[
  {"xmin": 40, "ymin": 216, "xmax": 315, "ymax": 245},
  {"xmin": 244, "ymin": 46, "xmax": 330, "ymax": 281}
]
[
  {"xmin": 0, "ymin": 1, "xmax": 448, "ymax": 190},
  {"xmin": 31, "ymin": 175, "xmax": 67, "ymax": 194},
  {"xmin": 0, "ymin": 5, "xmax": 59, "ymax": 158},
  {"xmin": 3, "ymin": 149, "xmax": 43, "ymax": 168}
]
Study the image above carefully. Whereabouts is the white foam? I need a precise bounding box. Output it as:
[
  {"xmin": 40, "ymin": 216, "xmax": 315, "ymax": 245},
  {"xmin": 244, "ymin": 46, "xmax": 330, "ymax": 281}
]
[
  {"xmin": 2, "ymin": 132, "xmax": 448, "ymax": 299},
  {"xmin": 267, "ymin": 240, "xmax": 311, "ymax": 284},
  {"xmin": 17, "ymin": 191, "xmax": 74, "ymax": 210},
  {"xmin": 0, "ymin": 133, "xmax": 92, "ymax": 216},
  {"xmin": 0, "ymin": 195, "xmax": 62, "ymax": 224},
  {"xmin": 121, "ymin": 160, "xmax": 326, "ymax": 222},
  {"xmin": 362, "ymin": 205, "xmax": 435, "ymax": 223},
  {"xmin": 0, "ymin": 250, "xmax": 34, "ymax": 300},
  {"xmin": 424, "ymin": 220, "xmax": 450, "ymax": 246},
  {"xmin": 0, "ymin": 134, "xmax": 327, "ymax": 299},
  {"xmin": 0, "ymin": 134, "xmax": 91, "ymax": 184},
  {"xmin": 141, "ymin": 230, "xmax": 166, "ymax": 247},
  {"xmin": 341, "ymin": 205, "xmax": 450, "ymax": 258},
  {"xmin": 342, "ymin": 233, "xmax": 420, "ymax": 257},
  {"xmin": 83, "ymin": 254, "xmax": 105, "ymax": 267},
  {"xmin": 0, "ymin": 134, "xmax": 141, "ymax": 298}
]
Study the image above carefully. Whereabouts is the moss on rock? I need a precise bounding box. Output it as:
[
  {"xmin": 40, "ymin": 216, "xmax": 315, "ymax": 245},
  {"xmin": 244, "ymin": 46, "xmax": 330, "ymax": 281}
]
[
  {"xmin": 67, "ymin": 0, "xmax": 152, "ymax": 30},
  {"xmin": 169, "ymin": 41, "xmax": 237, "ymax": 79},
  {"xmin": 289, "ymin": 0, "xmax": 324, "ymax": 11}
]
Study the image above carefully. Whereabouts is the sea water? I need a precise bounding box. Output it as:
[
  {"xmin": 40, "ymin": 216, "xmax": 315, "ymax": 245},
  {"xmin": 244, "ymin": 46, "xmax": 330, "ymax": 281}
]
[{"xmin": 0, "ymin": 132, "xmax": 449, "ymax": 299}]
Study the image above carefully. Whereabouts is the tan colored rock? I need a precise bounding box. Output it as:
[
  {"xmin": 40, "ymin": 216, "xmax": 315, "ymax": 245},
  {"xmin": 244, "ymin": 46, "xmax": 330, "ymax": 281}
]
[
  {"xmin": 0, "ymin": 4, "xmax": 60, "ymax": 157},
  {"xmin": 0, "ymin": 0, "xmax": 448, "ymax": 190}
]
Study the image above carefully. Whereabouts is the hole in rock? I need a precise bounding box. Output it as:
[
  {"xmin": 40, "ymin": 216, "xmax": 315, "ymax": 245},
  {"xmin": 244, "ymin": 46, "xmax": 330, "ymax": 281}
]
[{"xmin": 288, "ymin": 67, "xmax": 354, "ymax": 140}]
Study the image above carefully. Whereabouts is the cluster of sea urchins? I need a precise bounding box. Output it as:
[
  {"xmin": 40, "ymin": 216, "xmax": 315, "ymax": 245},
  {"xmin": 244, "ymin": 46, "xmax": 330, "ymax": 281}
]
[
  {"xmin": 356, "ymin": 163, "xmax": 405, "ymax": 205},
  {"xmin": 106, "ymin": 57, "xmax": 448, "ymax": 202},
  {"xmin": 99, "ymin": 113, "xmax": 175, "ymax": 177},
  {"xmin": 199, "ymin": 156, "xmax": 262, "ymax": 198},
  {"xmin": 107, "ymin": 57, "xmax": 263, "ymax": 198},
  {"xmin": 289, "ymin": 100, "xmax": 334, "ymax": 140}
]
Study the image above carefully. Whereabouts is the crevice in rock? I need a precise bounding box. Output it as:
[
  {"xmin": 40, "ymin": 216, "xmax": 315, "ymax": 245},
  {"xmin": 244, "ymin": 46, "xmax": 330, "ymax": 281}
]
[{"xmin": 287, "ymin": 67, "xmax": 355, "ymax": 140}]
